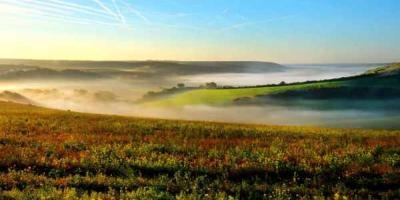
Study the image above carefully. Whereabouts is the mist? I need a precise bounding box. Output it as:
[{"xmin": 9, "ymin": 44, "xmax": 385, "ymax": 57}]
[
  {"xmin": 1, "ymin": 61, "xmax": 398, "ymax": 129},
  {"xmin": 178, "ymin": 64, "xmax": 381, "ymax": 86}
]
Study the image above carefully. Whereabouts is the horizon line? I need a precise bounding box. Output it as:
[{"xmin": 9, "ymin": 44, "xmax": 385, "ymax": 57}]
[{"xmin": 0, "ymin": 57, "xmax": 396, "ymax": 66}]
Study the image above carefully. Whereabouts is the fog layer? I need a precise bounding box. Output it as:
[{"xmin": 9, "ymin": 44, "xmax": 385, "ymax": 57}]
[{"xmin": 1, "ymin": 61, "xmax": 397, "ymax": 129}]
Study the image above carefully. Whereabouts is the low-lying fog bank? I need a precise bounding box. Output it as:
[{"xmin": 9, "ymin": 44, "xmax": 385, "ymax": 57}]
[
  {"xmin": 13, "ymin": 99, "xmax": 400, "ymax": 129},
  {"xmin": 1, "ymin": 62, "xmax": 397, "ymax": 129},
  {"xmin": 179, "ymin": 64, "xmax": 382, "ymax": 86},
  {"xmin": 4, "ymin": 89, "xmax": 400, "ymax": 129}
]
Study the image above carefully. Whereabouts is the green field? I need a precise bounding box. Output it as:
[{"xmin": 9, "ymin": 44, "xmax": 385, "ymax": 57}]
[
  {"xmin": 146, "ymin": 82, "xmax": 341, "ymax": 106},
  {"xmin": 0, "ymin": 101, "xmax": 399, "ymax": 199},
  {"xmin": 145, "ymin": 63, "xmax": 400, "ymax": 107}
]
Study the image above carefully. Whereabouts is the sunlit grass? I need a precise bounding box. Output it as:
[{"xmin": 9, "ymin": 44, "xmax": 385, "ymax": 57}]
[
  {"xmin": 148, "ymin": 81, "xmax": 341, "ymax": 106},
  {"xmin": 145, "ymin": 64, "xmax": 400, "ymax": 107},
  {"xmin": 0, "ymin": 101, "xmax": 399, "ymax": 199}
]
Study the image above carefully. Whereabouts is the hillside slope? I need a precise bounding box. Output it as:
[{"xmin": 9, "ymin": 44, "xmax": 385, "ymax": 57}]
[
  {"xmin": 0, "ymin": 101, "xmax": 399, "ymax": 199},
  {"xmin": 365, "ymin": 63, "xmax": 400, "ymax": 75},
  {"xmin": 0, "ymin": 91, "xmax": 34, "ymax": 104},
  {"xmin": 145, "ymin": 63, "xmax": 400, "ymax": 106}
]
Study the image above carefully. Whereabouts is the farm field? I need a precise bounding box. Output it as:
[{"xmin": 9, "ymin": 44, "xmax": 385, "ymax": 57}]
[{"xmin": 0, "ymin": 102, "xmax": 399, "ymax": 199}]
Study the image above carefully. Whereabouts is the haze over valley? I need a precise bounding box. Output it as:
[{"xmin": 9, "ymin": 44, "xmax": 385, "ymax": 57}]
[{"xmin": 0, "ymin": 59, "xmax": 398, "ymax": 128}]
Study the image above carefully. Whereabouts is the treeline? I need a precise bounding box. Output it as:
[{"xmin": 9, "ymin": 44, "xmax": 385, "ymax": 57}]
[{"xmin": 142, "ymin": 82, "xmax": 223, "ymax": 100}]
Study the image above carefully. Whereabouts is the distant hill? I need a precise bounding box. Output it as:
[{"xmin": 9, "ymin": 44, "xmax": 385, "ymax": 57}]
[
  {"xmin": 143, "ymin": 63, "xmax": 400, "ymax": 107},
  {"xmin": 0, "ymin": 59, "xmax": 286, "ymax": 75},
  {"xmin": 0, "ymin": 60, "xmax": 286, "ymax": 84},
  {"xmin": 261, "ymin": 63, "xmax": 400, "ymax": 101},
  {"xmin": 0, "ymin": 67, "xmax": 103, "ymax": 81},
  {"xmin": 0, "ymin": 91, "xmax": 34, "ymax": 104}
]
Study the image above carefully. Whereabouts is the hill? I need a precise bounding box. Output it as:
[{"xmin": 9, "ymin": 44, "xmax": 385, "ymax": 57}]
[
  {"xmin": 144, "ymin": 63, "xmax": 400, "ymax": 106},
  {"xmin": 0, "ymin": 91, "xmax": 34, "ymax": 104},
  {"xmin": 365, "ymin": 63, "xmax": 400, "ymax": 75},
  {"xmin": 0, "ymin": 60, "xmax": 285, "ymax": 85},
  {"xmin": 0, "ymin": 67, "xmax": 103, "ymax": 81},
  {"xmin": 0, "ymin": 101, "xmax": 399, "ymax": 199},
  {"xmin": 0, "ymin": 59, "xmax": 285, "ymax": 76}
]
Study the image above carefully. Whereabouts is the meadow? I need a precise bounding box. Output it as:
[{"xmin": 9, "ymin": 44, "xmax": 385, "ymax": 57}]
[
  {"xmin": 145, "ymin": 82, "xmax": 340, "ymax": 106},
  {"xmin": 0, "ymin": 101, "xmax": 399, "ymax": 199},
  {"xmin": 146, "ymin": 63, "xmax": 400, "ymax": 107}
]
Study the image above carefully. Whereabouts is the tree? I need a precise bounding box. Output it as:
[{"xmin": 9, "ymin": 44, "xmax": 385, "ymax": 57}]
[
  {"xmin": 177, "ymin": 83, "xmax": 185, "ymax": 88},
  {"xmin": 205, "ymin": 82, "xmax": 217, "ymax": 88}
]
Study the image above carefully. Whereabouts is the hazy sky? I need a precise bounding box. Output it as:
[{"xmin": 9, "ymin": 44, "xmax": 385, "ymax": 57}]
[{"xmin": 0, "ymin": 0, "xmax": 399, "ymax": 63}]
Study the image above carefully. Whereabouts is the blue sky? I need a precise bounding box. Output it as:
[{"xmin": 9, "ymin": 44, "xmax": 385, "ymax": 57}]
[{"xmin": 0, "ymin": 0, "xmax": 399, "ymax": 63}]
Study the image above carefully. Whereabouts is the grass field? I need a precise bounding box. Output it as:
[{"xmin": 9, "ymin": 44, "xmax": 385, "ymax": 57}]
[
  {"xmin": 146, "ymin": 81, "xmax": 342, "ymax": 106},
  {"xmin": 0, "ymin": 101, "xmax": 399, "ymax": 199},
  {"xmin": 145, "ymin": 63, "xmax": 400, "ymax": 107}
]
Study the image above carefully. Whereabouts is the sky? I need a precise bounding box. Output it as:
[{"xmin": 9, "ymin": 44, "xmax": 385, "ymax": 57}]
[{"xmin": 0, "ymin": 0, "xmax": 399, "ymax": 63}]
